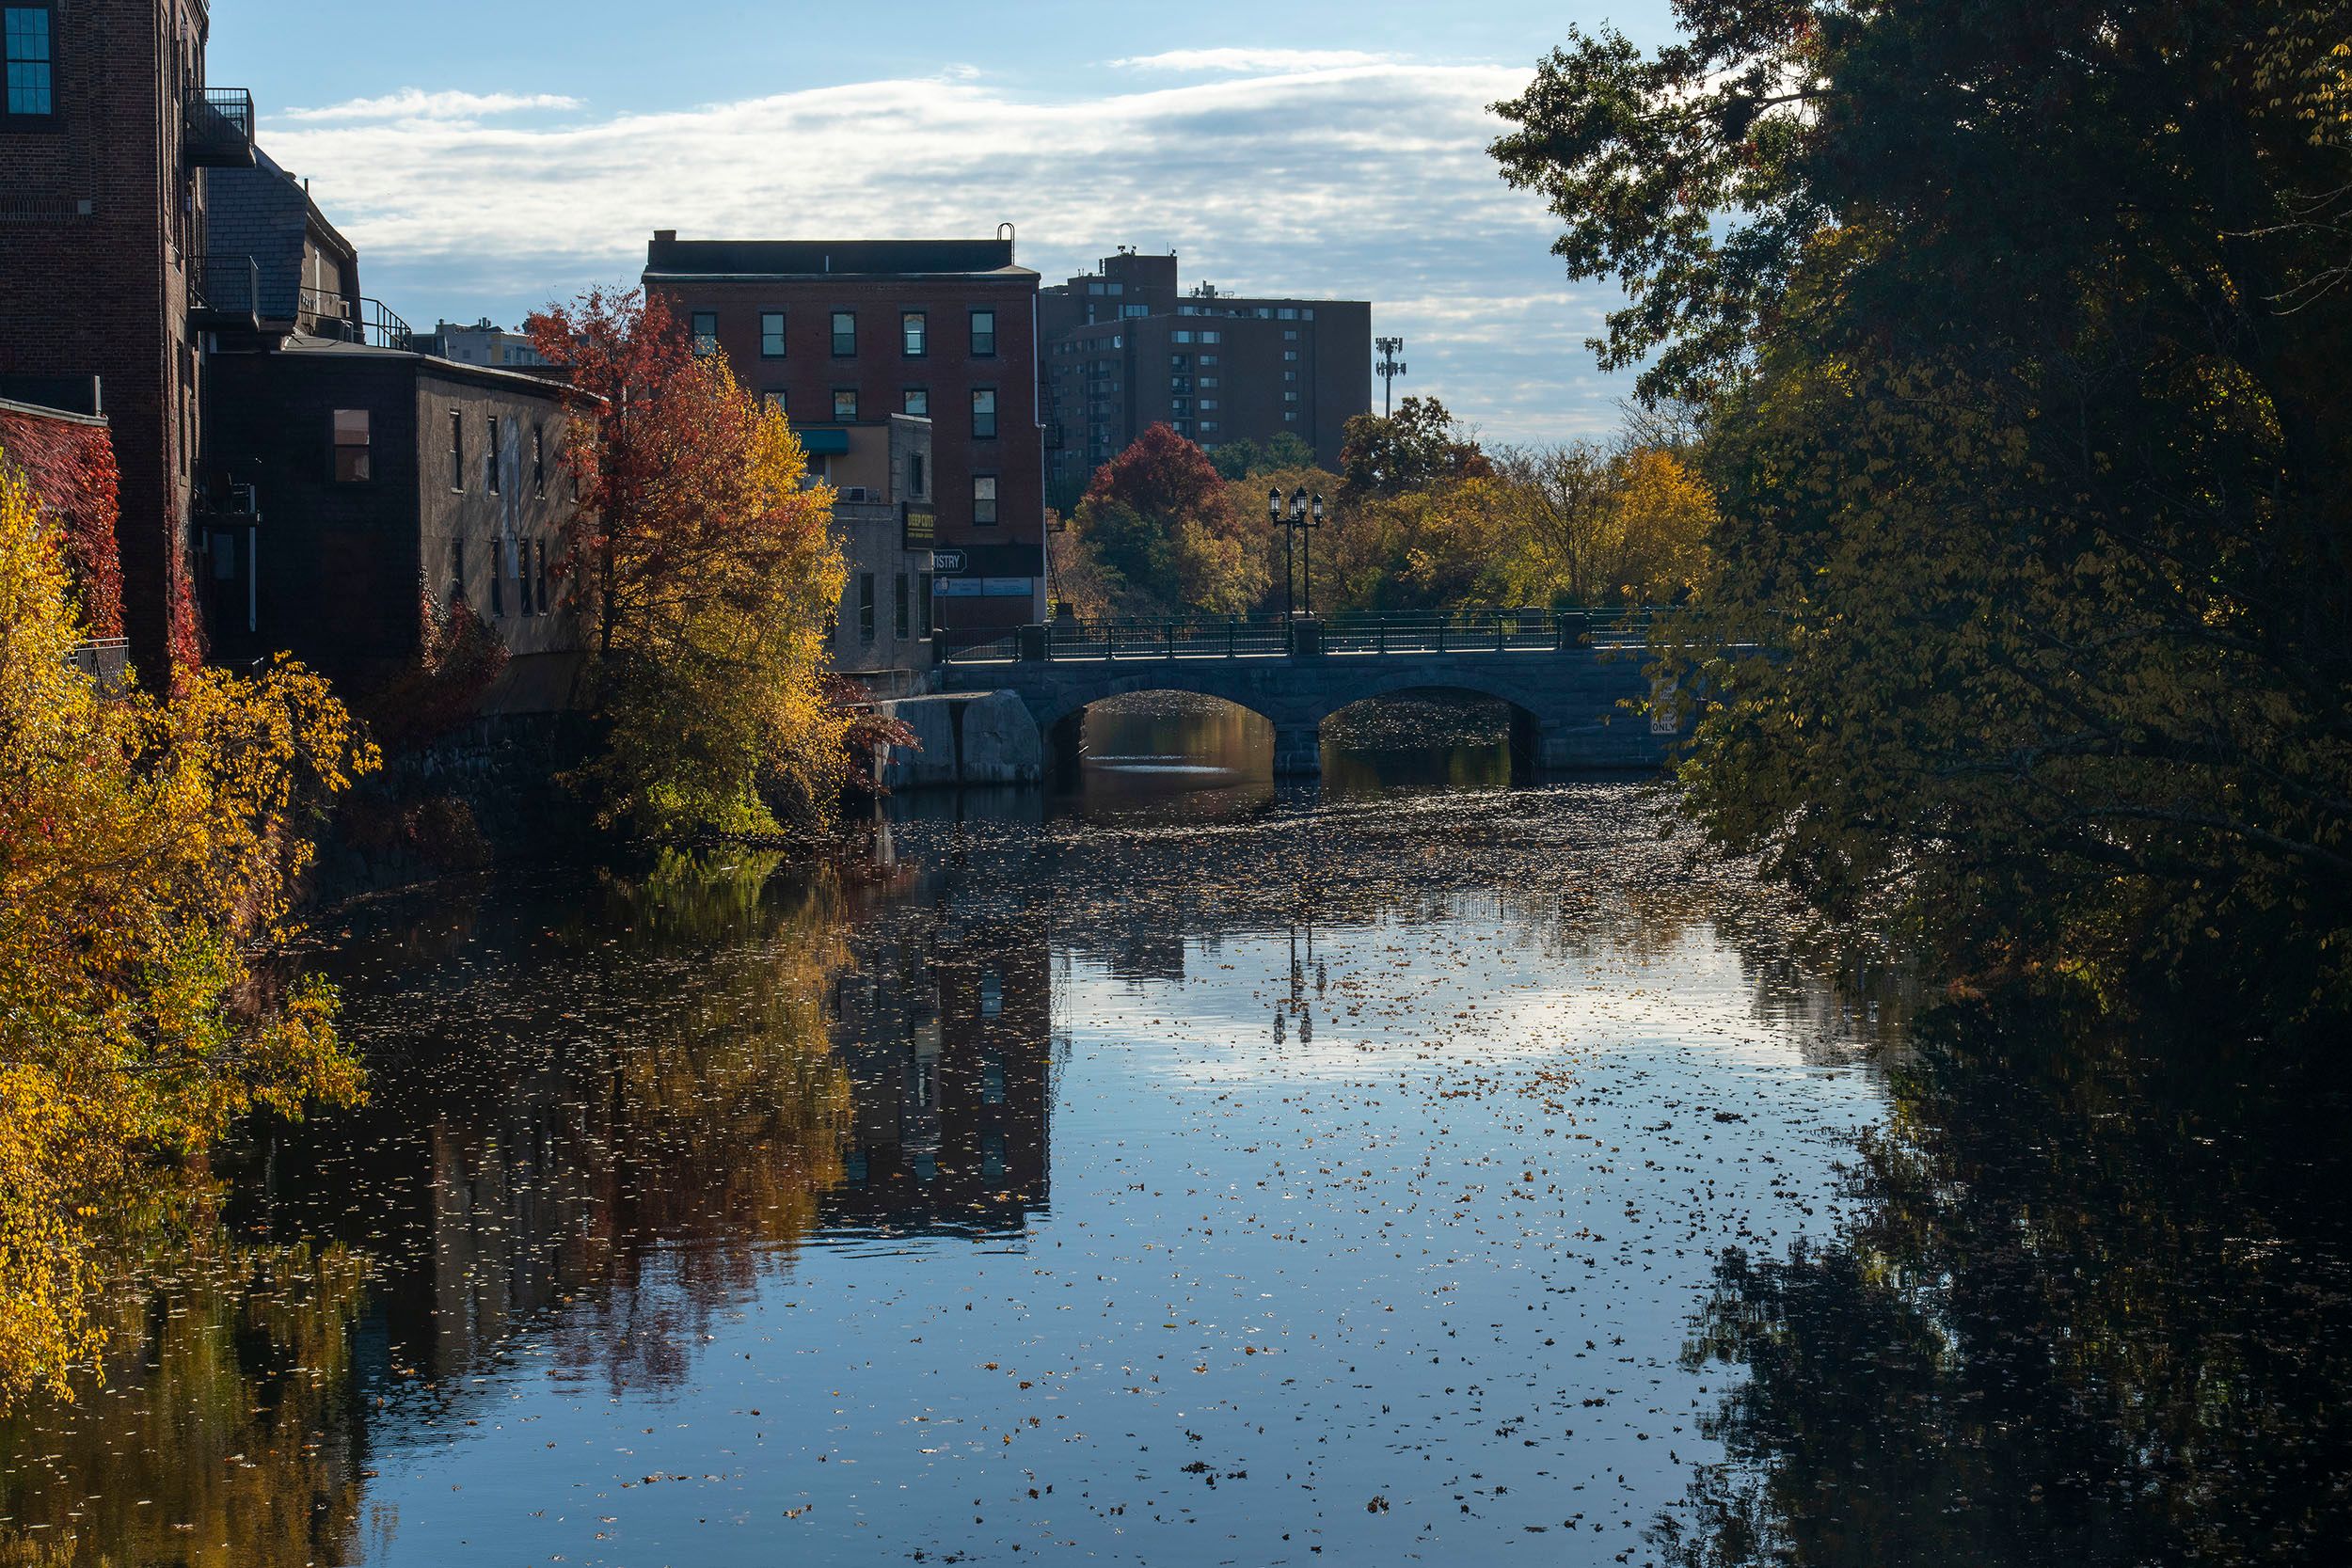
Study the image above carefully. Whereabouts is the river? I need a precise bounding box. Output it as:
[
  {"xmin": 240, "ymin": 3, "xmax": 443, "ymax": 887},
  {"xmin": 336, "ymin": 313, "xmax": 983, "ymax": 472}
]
[{"xmin": 3, "ymin": 698, "xmax": 2346, "ymax": 1566}]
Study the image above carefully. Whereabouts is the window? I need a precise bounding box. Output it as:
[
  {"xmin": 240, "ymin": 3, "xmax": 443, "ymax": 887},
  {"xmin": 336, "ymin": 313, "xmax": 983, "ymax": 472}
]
[
  {"xmin": 1279, "ymin": 307, "xmax": 1298, "ymax": 320},
  {"xmin": 1201, "ymin": 331, "xmax": 1222, "ymax": 343},
  {"xmin": 971, "ymin": 387, "xmax": 997, "ymax": 438},
  {"xmin": 3, "ymin": 7, "xmax": 53, "ymax": 118},
  {"xmin": 1284, "ymin": 349, "xmax": 1300, "ymax": 361},
  {"xmin": 535, "ymin": 538, "xmax": 549, "ymax": 614},
  {"xmin": 910, "ymin": 451, "xmax": 927, "ymax": 496},
  {"xmin": 450, "ymin": 538, "xmax": 466, "ymax": 606},
  {"xmin": 490, "ymin": 548, "xmax": 505, "ymax": 618},
  {"xmin": 691, "ymin": 310, "xmax": 719, "ymax": 357},
  {"xmin": 762, "ymin": 389, "xmax": 788, "ymax": 416},
  {"xmin": 833, "ymin": 388, "xmax": 858, "ymax": 422},
  {"xmin": 760, "ymin": 311, "xmax": 787, "ymax": 356},
  {"xmin": 972, "ymin": 475, "xmax": 998, "ymax": 526},
  {"xmin": 901, "ymin": 310, "xmax": 927, "ymax": 356},
  {"xmin": 1168, "ymin": 354, "xmax": 1190, "ymax": 369},
  {"xmin": 532, "ymin": 426, "xmax": 546, "ymax": 495},
  {"xmin": 970, "ymin": 309, "xmax": 996, "ymax": 356},
  {"xmin": 1302, "ymin": 308, "xmax": 1316, "ymax": 321},
  {"xmin": 857, "ymin": 573, "xmax": 876, "ymax": 642},
  {"xmin": 1200, "ymin": 355, "xmax": 1218, "ymax": 367},
  {"xmin": 1285, "ymin": 389, "xmax": 1301, "ymax": 402},
  {"xmin": 1283, "ymin": 329, "xmax": 1300, "ymax": 341},
  {"xmin": 1199, "ymin": 398, "xmax": 1218, "ymax": 411},
  {"xmin": 1120, "ymin": 304, "xmax": 1149, "ymax": 319},
  {"xmin": 894, "ymin": 572, "xmax": 910, "ymax": 639},
  {"xmin": 1172, "ymin": 331, "xmax": 1193, "ymax": 344},
  {"xmin": 331, "ymin": 408, "xmax": 371, "ymax": 483},
  {"xmin": 448, "ymin": 410, "xmax": 464, "ymax": 490},
  {"xmin": 831, "ymin": 310, "xmax": 856, "ymax": 356},
  {"xmin": 485, "ymin": 416, "xmax": 501, "ymax": 492},
  {"xmin": 1199, "ymin": 375, "xmax": 1219, "ymax": 388},
  {"xmin": 902, "ymin": 388, "xmax": 928, "ymax": 417},
  {"xmin": 918, "ymin": 572, "xmax": 933, "ymax": 637}
]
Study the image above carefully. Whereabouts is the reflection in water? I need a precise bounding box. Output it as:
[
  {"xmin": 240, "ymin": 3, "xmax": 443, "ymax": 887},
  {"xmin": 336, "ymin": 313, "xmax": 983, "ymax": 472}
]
[
  {"xmin": 1657, "ymin": 1001, "xmax": 2352, "ymax": 1566},
  {"xmin": 1, "ymin": 769, "xmax": 2343, "ymax": 1564}
]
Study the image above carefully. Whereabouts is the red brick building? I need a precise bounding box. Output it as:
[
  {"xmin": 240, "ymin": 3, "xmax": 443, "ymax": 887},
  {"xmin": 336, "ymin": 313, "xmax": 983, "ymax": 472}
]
[
  {"xmin": 1039, "ymin": 249, "xmax": 1372, "ymax": 507},
  {"xmin": 0, "ymin": 0, "xmax": 253, "ymax": 680},
  {"xmin": 643, "ymin": 234, "xmax": 1046, "ymax": 641}
]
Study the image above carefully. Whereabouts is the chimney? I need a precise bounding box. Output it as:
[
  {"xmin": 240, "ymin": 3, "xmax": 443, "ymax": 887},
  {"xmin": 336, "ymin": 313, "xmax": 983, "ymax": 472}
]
[{"xmin": 654, "ymin": 229, "xmax": 676, "ymax": 244}]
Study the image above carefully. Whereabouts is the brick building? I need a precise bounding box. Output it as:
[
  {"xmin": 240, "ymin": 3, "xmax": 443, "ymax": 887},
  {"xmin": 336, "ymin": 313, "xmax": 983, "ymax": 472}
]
[
  {"xmin": 822, "ymin": 414, "xmax": 937, "ymax": 691},
  {"xmin": 0, "ymin": 0, "xmax": 251, "ymax": 680},
  {"xmin": 642, "ymin": 233, "xmax": 1045, "ymax": 641},
  {"xmin": 1039, "ymin": 249, "xmax": 1372, "ymax": 506}
]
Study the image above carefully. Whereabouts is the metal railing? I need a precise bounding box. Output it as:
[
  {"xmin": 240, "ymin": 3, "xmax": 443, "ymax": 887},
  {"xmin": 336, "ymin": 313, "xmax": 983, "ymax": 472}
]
[
  {"xmin": 295, "ymin": 289, "xmax": 413, "ymax": 348},
  {"xmin": 188, "ymin": 254, "xmax": 260, "ymax": 326},
  {"xmin": 184, "ymin": 87, "xmax": 257, "ymax": 166},
  {"xmin": 65, "ymin": 638, "xmax": 130, "ymax": 687},
  {"xmin": 940, "ymin": 607, "xmax": 1661, "ymax": 665}
]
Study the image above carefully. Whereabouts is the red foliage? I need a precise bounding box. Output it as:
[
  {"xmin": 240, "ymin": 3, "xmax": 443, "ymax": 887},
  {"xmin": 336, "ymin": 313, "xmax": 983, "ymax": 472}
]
[
  {"xmin": 0, "ymin": 407, "xmax": 123, "ymax": 638},
  {"xmin": 1081, "ymin": 422, "xmax": 1224, "ymax": 523},
  {"xmin": 828, "ymin": 675, "xmax": 920, "ymax": 797},
  {"xmin": 360, "ymin": 591, "xmax": 513, "ymax": 751}
]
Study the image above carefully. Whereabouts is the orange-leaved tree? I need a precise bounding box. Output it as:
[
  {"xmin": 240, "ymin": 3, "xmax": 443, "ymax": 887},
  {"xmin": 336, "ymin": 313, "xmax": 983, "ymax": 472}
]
[
  {"xmin": 0, "ymin": 448, "xmax": 375, "ymax": 1409},
  {"xmin": 1072, "ymin": 423, "xmax": 1270, "ymax": 615},
  {"xmin": 527, "ymin": 288, "xmax": 848, "ymax": 838}
]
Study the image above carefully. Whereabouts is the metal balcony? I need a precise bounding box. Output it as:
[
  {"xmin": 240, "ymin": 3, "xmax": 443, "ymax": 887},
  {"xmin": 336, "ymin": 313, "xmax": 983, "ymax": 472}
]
[
  {"xmin": 294, "ymin": 289, "xmax": 413, "ymax": 348},
  {"xmin": 185, "ymin": 88, "xmax": 257, "ymax": 167},
  {"xmin": 188, "ymin": 255, "xmax": 261, "ymax": 332}
]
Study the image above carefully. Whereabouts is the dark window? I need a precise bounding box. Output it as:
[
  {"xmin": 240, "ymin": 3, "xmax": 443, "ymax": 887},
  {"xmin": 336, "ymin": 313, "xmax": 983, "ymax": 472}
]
[
  {"xmin": 970, "ymin": 309, "xmax": 996, "ymax": 356},
  {"xmin": 485, "ymin": 416, "xmax": 501, "ymax": 492},
  {"xmin": 910, "ymin": 451, "xmax": 927, "ymax": 497},
  {"xmin": 901, "ymin": 310, "xmax": 927, "ymax": 356},
  {"xmin": 903, "ymin": 388, "xmax": 928, "ymax": 418},
  {"xmin": 532, "ymin": 426, "xmax": 546, "ymax": 495},
  {"xmin": 971, "ymin": 388, "xmax": 997, "ymax": 439},
  {"xmin": 490, "ymin": 546, "xmax": 505, "ymax": 617},
  {"xmin": 760, "ymin": 310, "xmax": 787, "ymax": 357},
  {"xmin": 832, "ymin": 311, "xmax": 856, "ymax": 356},
  {"xmin": 918, "ymin": 572, "xmax": 933, "ymax": 637},
  {"xmin": 3, "ymin": 7, "xmax": 53, "ymax": 119},
  {"xmin": 833, "ymin": 388, "xmax": 858, "ymax": 422},
  {"xmin": 332, "ymin": 408, "xmax": 371, "ymax": 483},
  {"xmin": 894, "ymin": 572, "xmax": 910, "ymax": 640},
  {"xmin": 973, "ymin": 475, "xmax": 998, "ymax": 526},
  {"xmin": 857, "ymin": 572, "xmax": 876, "ymax": 642},
  {"xmin": 691, "ymin": 311, "xmax": 719, "ymax": 357},
  {"xmin": 535, "ymin": 538, "xmax": 549, "ymax": 614},
  {"xmin": 449, "ymin": 410, "xmax": 464, "ymax": 490},
  {"xmin": 450, "ymin": 538, "xmax": 465, "ymax": 606}
]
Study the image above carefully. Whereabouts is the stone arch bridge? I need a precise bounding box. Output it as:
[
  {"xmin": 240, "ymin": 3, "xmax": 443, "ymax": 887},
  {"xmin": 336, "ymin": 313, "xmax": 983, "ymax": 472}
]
[{"xmin": 938, "ymin": 616, "xmax": 1680, "ymax": 777}]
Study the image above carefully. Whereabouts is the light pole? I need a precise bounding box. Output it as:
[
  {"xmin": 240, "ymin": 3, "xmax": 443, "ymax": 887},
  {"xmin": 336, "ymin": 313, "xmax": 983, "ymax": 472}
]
[
  {"xmin": 1268, "ymin": 485, "xmax": 1294, "ymax": 622},
  {"xmin": 1293, "ymin": 488, "xmax": 1324, "ymax": 616}
]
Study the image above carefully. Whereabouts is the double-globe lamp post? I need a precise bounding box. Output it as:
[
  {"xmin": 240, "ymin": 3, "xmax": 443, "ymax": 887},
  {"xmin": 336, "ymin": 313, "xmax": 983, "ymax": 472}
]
[{"xmin": 1265, "ymin": 484, "xmax": 1327, "ymax": 623}]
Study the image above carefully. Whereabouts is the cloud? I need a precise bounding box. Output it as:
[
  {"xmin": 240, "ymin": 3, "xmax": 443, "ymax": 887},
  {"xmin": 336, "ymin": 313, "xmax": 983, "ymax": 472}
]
[
  {"xmin": 262, "ymin": 64, "xmax": 1634, "ymax": 441},
  {"xmin": 1107, "ymin": 48, "xmax": 1394, "ymax": 74},
  {"xmin": 282, "ymin": 88, "xmax": 583, "ymax": 123}
]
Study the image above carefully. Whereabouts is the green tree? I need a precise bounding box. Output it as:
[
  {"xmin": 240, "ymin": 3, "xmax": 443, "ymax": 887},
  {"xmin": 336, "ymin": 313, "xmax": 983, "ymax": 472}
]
[
  {"xmin": 1338, "ymin": 397, "xmax": 1488, "ymax": 499},
  {"xmin": 1493, "ymin": 2, "xmax": 2352, "ymax": 1004},
  {"xmin": 1209, "ymin": 431, "xmax": 1317, "ymax": 480}
]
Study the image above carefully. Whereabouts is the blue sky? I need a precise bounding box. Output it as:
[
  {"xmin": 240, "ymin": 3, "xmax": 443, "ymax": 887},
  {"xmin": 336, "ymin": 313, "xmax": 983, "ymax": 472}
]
[{"xmin": 210, "ymin": 1, "xmax": 1680, "ymax": 444}]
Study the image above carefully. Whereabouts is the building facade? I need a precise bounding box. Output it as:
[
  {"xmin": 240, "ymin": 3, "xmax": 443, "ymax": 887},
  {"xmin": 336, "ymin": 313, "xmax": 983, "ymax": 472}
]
[
  {"xmin": 201, "ymin": 340, "xmax": 586, "ymax": 709},
  {"xmin": 642, "ymin": 233, "xmax": 1045, "ymax": 642},
  {"xmin": 824, "ymin": 413, "xmax": 936, "ymax": 691},
  {"xmin": 1038, "ymin": 249, "xmax": 1371, "ymax": 505},
  {"xmin": 410, "ymin": 319, "xmax": 552, "ymax": 371},
  {"xmin": 0, "ymin": 0, "xmax": 249, "ymax": 679}
]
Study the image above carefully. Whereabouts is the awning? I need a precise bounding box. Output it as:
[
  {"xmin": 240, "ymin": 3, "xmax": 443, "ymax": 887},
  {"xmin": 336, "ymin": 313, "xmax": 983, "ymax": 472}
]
[{"xmin": 798, "ymin": 426, "xmax": 851, "ymax": 454}]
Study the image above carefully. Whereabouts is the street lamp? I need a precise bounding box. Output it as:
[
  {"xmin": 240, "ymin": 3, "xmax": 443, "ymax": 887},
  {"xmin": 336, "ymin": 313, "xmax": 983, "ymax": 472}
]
[
  {"xmin": 1288, "ymin": 486, "xmax": 1325, "ymax": 617},
  {"xmin": 1268, "ymin": 485, "xmax": 1293, "ymax": 621}
]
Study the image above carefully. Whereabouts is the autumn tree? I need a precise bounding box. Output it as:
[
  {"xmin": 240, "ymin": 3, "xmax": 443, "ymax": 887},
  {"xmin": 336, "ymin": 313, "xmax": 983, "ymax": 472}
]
[
  {"xmin": 1069, "ymin": 423, "xmax": 1269, "ymax": 616},
  {"xmin": 1494, "ymin": 1, "xmax": 2352, "ymax": 1004},
  {"xmin": 1338, "ymin": 397, "xmax": 1489, "ymax": 500},
  {"xmin": 0, "ymin": 451, "xmax": 374, "ymax": 1408},
  {"xmin": 527, "ymin": 290, "xmax": 848, "ymax": 840},
  {"xmin": 1208, "ymin": 431, "xmax": 1317, "ymax": 481}
]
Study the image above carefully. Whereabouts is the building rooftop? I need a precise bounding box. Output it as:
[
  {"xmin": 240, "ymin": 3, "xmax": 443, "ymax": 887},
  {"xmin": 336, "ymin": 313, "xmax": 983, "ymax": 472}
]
[
  {"xmin": 644, "ymin": 236, "xmax": 1034, "ymax": 281},
  {"xmin": 269, "ymin": 335, "xmax": 597, "ymax": 400}
]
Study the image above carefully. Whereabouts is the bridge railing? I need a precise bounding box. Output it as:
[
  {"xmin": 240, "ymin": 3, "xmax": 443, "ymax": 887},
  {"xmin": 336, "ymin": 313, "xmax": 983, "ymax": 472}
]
[{"xmin": 940, "ymin": 608, "xmax": 1661, "ymax": 665}]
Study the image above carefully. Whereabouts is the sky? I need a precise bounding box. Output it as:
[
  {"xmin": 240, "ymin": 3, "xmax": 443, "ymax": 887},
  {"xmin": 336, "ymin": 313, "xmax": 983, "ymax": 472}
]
[{"xmin": 208, "ymin": 1, "xmax": 1682, "ymax": 445}]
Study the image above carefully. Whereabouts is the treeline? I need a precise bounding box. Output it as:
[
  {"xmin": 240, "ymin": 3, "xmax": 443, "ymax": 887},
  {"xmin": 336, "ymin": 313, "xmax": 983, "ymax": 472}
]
[
  {"xmin": 1049, "ymin": 396, "xmax": 1717, "ymax": 620},
  {"xmin": 1492, "ymin": 1, "xmax": 2352, "ymax": 1010}
]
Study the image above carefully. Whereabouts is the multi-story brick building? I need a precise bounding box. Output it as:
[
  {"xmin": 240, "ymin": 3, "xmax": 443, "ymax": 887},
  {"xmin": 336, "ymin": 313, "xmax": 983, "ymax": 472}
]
[
  {"xmin": 1038, "ymin": 249, "xmax": 1372, "ymax": 505},
  {"xmin": 0, "ymin": 0, "xmax": 252, "ymax": 680},
  {"xmin": 642, "ymin": 233, "xmax": 1045, "ymax": 641}
]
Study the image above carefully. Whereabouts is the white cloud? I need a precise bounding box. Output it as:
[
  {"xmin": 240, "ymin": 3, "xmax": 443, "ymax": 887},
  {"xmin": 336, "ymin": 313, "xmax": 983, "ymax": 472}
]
[
  {"xmin": 262, "ymin": 64, "xmax": 1636, "ymax": 442},
  {"xmin": 282, "ymin": 88, "xmax": 583, "ymax": 123},
  {"xmin": 1107, "ymin": 48, "xmax": 1393, "ymax": 74}
]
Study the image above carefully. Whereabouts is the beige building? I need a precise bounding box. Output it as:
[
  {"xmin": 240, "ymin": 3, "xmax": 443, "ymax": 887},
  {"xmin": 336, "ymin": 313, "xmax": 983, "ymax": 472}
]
[{"xmin": 816, "ymin": 412, "xmax": 936, "ymax": 691}]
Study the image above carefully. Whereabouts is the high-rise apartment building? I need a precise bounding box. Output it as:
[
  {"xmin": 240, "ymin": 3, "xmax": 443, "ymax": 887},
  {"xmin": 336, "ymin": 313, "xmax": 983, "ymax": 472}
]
[
  {"xmin": 643, "ymin": 233, "xmax": 1046, "ymax": 641},
  {"xmin": 0, "ymin": 0, "xmax": 252, "ymax": 678},
  {"xmin": 1038, "ymin": 249, "xmax": 1371, "ymax": 503}
]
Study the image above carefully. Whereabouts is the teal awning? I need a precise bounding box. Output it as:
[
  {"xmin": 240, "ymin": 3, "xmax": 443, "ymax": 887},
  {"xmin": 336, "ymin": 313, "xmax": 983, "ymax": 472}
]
[{"xmin": 799, "ymin": 426, "xmax": 850, "ymax": 454}]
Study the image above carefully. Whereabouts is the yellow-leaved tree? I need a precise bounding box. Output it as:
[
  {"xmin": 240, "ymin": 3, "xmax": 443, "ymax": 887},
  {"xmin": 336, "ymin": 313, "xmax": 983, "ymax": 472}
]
[{"xmin": 0, "ymin": 453, "xmax": 375, "ymax": 1408}]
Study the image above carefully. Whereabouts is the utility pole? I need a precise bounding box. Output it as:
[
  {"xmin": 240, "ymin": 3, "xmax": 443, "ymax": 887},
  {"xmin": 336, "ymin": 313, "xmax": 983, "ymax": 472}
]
[{"xmin": 1375, "ymin": 336, "xmax": 1407, "ymax": 417}]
